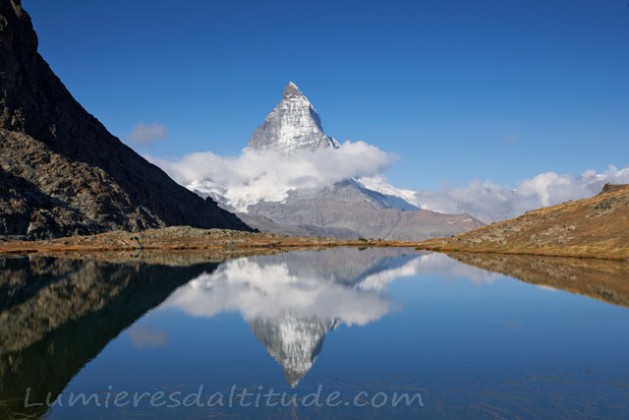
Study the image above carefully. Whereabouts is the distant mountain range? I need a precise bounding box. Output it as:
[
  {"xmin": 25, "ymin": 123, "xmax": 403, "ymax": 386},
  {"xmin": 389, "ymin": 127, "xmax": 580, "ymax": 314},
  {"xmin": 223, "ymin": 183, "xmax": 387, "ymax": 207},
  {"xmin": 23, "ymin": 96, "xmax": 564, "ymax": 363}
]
[
  {"xmin": 0, "ymin": 0, "xmax": 250, "ymax": 239},
  {"xmin": 189, "ymin": 82, "xmax": 483, "ymax": 240}
]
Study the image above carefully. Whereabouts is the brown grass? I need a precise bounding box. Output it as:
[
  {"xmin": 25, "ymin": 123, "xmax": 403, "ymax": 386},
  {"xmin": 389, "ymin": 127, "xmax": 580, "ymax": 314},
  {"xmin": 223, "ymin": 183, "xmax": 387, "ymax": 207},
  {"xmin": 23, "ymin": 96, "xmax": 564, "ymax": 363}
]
[{"xmin": 416, "ymin": 185, "xmax": 629, "ymax": 260}]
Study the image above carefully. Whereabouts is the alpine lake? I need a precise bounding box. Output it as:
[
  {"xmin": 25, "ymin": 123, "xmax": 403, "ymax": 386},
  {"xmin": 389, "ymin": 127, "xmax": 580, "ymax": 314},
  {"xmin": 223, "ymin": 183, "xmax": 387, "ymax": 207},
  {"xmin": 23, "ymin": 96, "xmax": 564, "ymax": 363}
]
[{"xmin": 1, "ymin": 248, "xmax": 628, "ymax": 419}]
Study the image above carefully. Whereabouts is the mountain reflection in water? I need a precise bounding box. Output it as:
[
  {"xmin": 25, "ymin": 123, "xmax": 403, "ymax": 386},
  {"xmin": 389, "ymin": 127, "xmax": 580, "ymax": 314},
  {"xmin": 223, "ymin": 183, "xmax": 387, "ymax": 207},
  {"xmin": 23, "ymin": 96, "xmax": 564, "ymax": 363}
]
[
  {"xmin": 1, "ymin": 248, "xmax": 628, "ymax": 418},
  {"xmin": 159, "ymin": 249, "xmax": 430, "ymax": 386}
]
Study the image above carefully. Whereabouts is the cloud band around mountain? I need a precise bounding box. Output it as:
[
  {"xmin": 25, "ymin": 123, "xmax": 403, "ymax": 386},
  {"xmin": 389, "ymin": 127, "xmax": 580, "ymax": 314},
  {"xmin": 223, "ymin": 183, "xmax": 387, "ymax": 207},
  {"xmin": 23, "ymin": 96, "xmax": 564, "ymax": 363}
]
[
  {"xmin": 148, "ymin": 140, "xmax": 396, "ymax": 212},
  {"xmin": 149, "ymin": 139, "xmax": 628, "ymax": 222}
]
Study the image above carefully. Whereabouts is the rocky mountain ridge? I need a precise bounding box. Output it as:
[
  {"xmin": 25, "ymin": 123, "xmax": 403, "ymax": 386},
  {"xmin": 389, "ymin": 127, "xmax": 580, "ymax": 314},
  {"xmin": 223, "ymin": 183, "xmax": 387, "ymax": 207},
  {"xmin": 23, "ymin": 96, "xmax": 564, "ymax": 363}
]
[
  {"xmin": 0, "ymin": 0, "xmax": 250, "ymax": 239},
  {"xmin": 243, "ymin": 179, "xmax": 483, "ymax": 240},
  {"xmin": 248, "ymin": 82, "xmax": 340, "ymax": 155}
]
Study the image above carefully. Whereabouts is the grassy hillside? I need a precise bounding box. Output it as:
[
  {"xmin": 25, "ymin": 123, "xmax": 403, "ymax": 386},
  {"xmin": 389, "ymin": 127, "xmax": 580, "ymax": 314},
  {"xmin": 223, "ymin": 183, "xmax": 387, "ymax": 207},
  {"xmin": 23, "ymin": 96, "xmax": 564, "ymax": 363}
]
[{"xmin": 420, "ymin": 184, "xmax": 629, "ymax": 260}]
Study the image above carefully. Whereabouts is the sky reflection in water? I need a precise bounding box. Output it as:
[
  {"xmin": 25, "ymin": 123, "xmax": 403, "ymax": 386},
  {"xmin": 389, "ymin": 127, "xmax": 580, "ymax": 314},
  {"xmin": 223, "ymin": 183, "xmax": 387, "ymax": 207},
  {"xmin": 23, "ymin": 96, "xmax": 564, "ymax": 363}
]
[{"xmin": 1, "ymin": 249, "xmax": 628, "ymax": 419}]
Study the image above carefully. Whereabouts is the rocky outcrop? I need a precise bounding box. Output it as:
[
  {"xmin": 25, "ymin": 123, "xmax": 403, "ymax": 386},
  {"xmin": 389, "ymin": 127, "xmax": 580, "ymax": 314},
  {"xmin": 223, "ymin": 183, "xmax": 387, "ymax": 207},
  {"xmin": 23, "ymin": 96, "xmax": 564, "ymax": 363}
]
[
  {"xmin": 601, "ymin": 183, "xmax": 629, "ymax": 194},
  {"xmin": 0, "ymin": 0, "xmax": 250, "ymax": 239}
]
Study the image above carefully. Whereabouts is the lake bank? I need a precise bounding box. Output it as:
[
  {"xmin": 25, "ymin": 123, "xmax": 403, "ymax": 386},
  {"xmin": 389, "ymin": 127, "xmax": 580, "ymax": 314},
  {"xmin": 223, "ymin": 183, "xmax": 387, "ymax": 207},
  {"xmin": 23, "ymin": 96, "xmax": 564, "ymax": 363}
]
[
  {"xmin": 1, "ymin": 225, "xmax": 627, "ymax": 261},
  {"xmin": 0, "ymin": 226, "xmax": 414, "ymax": 256}
]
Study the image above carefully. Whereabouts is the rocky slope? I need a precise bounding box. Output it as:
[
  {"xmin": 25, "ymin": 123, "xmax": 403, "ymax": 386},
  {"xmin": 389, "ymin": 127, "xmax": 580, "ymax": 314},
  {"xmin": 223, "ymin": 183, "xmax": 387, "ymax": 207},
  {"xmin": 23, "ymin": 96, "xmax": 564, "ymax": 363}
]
[
  {"xmin": 245, "ymin": 179, "xmax": 483, "ymax": 240},
  {"xmin": 0, "ymin": 0, "xmax": 250, "ymax": 239},
  {"xmin": 423, "ymin": 184, "xmax": 629, "ymax": 259}
]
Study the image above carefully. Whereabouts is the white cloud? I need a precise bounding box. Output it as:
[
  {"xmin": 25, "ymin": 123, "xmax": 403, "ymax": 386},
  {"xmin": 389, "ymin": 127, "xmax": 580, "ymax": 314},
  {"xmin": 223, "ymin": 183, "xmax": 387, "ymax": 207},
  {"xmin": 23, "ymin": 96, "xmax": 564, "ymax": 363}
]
[
  {"xmin": 159, "ymin": 250, "xmax": 500, "ymax": 326},
  {"xmin": 357, "ymin": 252, "xmax": 501, "ymax": 290},
  {"xmin": 415, "ymin": 166, "xmax": 629, "ymax": 223},
  {"xmin": 360, "ymin": 165, "xmax": 629, "ymax": 223},
  {"xmin": 148, "ymin": 141, "xmax": 395, "ymax": 212},
  {"xmin": 161, "ymin": 255, "xmax": 397, "ymax": 326},
  {"xmin": 127, "ymin": 122, "xmax": 167, "ymax": 145},
  {"xmin": 146, "ymin": 129, "xmax": 627, "ymax": 223}
]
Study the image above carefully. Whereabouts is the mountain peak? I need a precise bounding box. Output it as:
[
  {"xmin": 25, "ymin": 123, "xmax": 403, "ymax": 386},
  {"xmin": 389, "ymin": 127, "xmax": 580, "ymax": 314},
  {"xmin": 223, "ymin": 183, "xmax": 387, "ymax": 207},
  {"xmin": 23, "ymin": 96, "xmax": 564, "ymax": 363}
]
[
  {"xmin": 249, "ymin": 313, "xmax": 332, "ymax": 387},
  {"xmin": 248, "ymin": 82, "xmax": 339, "ymax": 155},
  {"xmin": 283, "ymin": 81, "xmax": 305, "ymax": 100}
]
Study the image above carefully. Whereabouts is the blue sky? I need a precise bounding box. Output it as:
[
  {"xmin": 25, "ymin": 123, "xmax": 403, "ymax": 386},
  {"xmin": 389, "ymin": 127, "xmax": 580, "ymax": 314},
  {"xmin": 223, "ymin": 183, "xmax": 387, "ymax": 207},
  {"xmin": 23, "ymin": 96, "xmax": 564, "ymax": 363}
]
[{"xmin": 24, "ymin": 0, "xmax": 629, "ymax": 190}]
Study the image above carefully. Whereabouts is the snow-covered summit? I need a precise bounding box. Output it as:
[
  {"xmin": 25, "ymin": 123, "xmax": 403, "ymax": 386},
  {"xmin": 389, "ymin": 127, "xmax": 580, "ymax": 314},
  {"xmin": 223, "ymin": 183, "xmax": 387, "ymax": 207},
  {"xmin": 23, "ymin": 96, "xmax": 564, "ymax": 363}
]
[
  {"xmin": 250, "ymin": 313, "xmax": 334, "ymax": 387},
  {"xmin": 186, "ymin": 82, "xmax": 421, "ymax": 213},
  {"xmin": 282, "ymin": 81, "xmax": 305, "ymax": 99},
  {"xmin": 248, "ymin": 82, "xmax": 340, "ymax": 155}
]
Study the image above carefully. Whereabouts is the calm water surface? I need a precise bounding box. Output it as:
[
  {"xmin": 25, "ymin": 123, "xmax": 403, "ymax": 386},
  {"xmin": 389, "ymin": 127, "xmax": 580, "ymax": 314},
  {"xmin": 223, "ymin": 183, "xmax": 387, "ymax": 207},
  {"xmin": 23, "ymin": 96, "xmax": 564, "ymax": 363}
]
[{"xmin": 1, "ymin": 248, "xmax": 628, "ymax": 419}]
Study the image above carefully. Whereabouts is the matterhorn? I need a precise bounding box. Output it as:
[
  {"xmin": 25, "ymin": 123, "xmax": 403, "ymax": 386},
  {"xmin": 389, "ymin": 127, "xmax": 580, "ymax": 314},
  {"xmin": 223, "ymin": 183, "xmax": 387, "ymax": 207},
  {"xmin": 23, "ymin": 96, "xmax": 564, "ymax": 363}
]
[
  {"xmin": 190, "ymin": 82, "xmax": 483, "ymax": 240},
  {"xmin": 248, "ymin": 82, "xmax": 340, "ymax": 155}
]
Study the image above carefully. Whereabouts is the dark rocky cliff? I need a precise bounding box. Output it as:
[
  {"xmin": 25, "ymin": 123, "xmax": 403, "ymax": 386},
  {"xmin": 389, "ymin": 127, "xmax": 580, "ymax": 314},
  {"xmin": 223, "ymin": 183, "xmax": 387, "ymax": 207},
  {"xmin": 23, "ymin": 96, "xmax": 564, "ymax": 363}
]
[{"xmin": 0, "ymin": 0, "xmax": 251, "ymax": 238}]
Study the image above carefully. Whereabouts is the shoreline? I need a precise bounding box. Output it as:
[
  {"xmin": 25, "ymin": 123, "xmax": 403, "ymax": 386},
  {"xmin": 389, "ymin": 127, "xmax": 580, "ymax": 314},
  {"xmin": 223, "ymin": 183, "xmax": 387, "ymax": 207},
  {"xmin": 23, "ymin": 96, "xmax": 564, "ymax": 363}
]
[
  {"xmin": 0, "ymin": 226, "xmax": 627, "ymax": 261},
  {"xmin": 0, "ymin": 227, "xmax": 416, "ymax": 256},
  {"xmin": 422, "ymin": 246, "xmax": 629, "ymax": 262}
]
